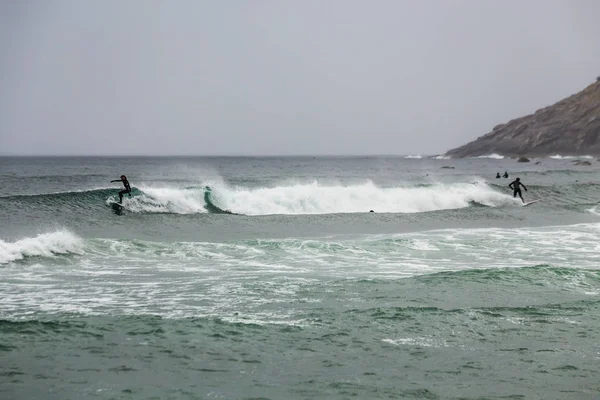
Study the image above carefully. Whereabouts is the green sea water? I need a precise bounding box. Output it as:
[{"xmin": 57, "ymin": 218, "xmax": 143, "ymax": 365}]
[{"xmin": 1, "ymin": 155, "xmax": 600, "ymax": 399}]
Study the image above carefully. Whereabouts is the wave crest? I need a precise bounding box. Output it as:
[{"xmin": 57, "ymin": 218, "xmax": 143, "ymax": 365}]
[{"xmin": 0, "ymin": 230, "xmax": 84, "ymax": 264}]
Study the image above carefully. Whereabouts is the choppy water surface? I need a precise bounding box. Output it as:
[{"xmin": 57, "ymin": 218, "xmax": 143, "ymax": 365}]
[{"xmin": 2, "ymin": 156, "xmax": 600, "ymax": 399}]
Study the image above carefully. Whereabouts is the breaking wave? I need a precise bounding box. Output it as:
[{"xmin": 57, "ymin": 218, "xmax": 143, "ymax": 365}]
[
  {"xmin": 110, "ymin": 187, "xmax": 209, "ymax": 214},
  {"xmin": 2, "ymin": 181, "xmax": 516, "ymax": 216},
  {"xmin": 476, "ymin": 154, "xmax": 504, "ymax": 159},
  {"xmin": 204, "ymin": 181, "xmax": 513, "ymax": 215},
  {"xmin": 0, "ymin": 230, "xmax": 84, "ymax": 264},
  {"xmin": 549, "ymin": 155, "xmax": 594, "ymax": 160}
]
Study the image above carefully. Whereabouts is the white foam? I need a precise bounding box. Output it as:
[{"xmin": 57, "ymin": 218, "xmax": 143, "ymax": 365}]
[
  {"xmin": 4, "ymin": 224, "xmax": 600, "ymax": 321},
  {"xmin": 408, "ymin": 239, "xmax": 440, "ymax": 251},
  {"xmin": 107, "ymin": 187, "xmax": 209, "ymax": 214},
  {"xmin": 476, "ymin": 153, "xmax": 504, "ymax": 159},
  {"xmin": 212, "ymin": 180, "xmax": 512, "ymax": 215},
  {"xmin": 433, "ymin": 155, "xmax": 451, "ymax": 160},
  {"xmin": 105, "ymin": 180, "xmax": 512, "ymax": 215},
  {"xmin": 0, "ymin": 230, "xmax": 84, "ymax": 264},
  {"xmin": 588, "ymin": 206, "xmax": 600, "ymax": 217},
  {"xmin": 549, "ymin": 155, "xmax": 594, "ymax": 160},
  {"xmin": 382, "ymin": 337, "xmax": 448, "ymax": 348},
  {"xmin": 404, "ymin": 155, "xmax": 422, "ymax": 159}
]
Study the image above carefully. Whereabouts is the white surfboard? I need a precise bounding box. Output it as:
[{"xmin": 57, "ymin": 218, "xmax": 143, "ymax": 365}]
[
  {"xmin": 522, "ymin": 199, "xmax": 541, "ymax": 207},
  {"xmin": 107, "ymin": 200, "xmax": 129, "ymax": 209}
]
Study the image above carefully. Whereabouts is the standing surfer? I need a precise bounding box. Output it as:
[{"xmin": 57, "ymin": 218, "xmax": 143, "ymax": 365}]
[
  {"xmin": 508, "ymin": 177, "xmax": 527, "ymax": 203},
  {"xmin": 111, "ymin": 175, "xmax": 131, "ymax": 204}
]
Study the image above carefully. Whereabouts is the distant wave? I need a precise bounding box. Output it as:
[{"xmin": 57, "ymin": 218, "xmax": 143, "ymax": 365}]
[
  {"xmin": 476, "ymin": 154, "xmax": 504, "ymax": 159},
  {"xmin": 404, "ymin": 155, "xmax": 422, "ymax": 159},
  {"xmin": 432, "ymin": 155, "xmax": 451, "ymax": 160},
  {"xmin": 549, "ymin": 155, "xmax": 594, "ymax": 160},
  {"xmin": 0, "ymin": 230, "xmax": 84, "ymax": 264}
]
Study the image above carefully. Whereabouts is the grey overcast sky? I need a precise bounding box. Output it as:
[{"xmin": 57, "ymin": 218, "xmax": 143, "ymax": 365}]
[{"xmin": 1, "ymin": 0, "xmax": 599, "ymax": 156}]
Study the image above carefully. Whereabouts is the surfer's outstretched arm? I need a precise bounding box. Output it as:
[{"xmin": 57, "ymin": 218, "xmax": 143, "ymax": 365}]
[
  {"xmin": 522, "ymin": 184, "xmax": 528, "ymax": 191},
  {"xmin": 111, "ymin": 179, "xmax": 121, "ymax": 183}
]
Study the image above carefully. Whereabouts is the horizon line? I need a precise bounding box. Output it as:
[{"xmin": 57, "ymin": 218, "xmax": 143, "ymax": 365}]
[{"xmin": 0, "ymin": 153, "xmax": 442, "ymax": 158}]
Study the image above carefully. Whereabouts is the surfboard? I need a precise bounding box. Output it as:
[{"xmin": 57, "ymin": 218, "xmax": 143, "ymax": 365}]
[
  {"xmin": 109, "ymin": 201, "xmax": 123, "ymax": 209},
  {"xmin": 107, "ymin": 200, "xmax": 129, "ymax": 210},
  {"xmin": 522, "ymin": 199, "xmax": 541, "ymax": 207}
]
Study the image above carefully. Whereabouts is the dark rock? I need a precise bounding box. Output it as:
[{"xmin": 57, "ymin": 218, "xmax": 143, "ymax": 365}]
[
  {"xmin": 517, "ymin": 157, "xmax": 530, "ymax": 163},
  {"xmin": 440, "ymin": 166, "xmax": 455, "ymax": 169},
  {"xmin": 445, "ymin": 79, "xmax": 600, "ymax": 157}
]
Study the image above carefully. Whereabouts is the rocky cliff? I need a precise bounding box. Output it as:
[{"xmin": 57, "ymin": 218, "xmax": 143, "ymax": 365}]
[{"xmin": 446, "ymin": 79, "xmax": 600, "ymax": 158}]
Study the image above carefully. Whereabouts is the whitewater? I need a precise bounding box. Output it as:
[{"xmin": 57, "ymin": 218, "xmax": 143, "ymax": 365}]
[
  {"xmin": 110, "ymin": 180, "xmax": 515, "ymax": 215},
  {"xmin": 5, "ymin": 180, "xmax": 516, "ymax": 215}
]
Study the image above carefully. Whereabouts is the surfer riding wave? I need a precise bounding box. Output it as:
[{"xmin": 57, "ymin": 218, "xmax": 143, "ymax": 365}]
[
  {"xmin": 509, "ymin": 177, "xmax": 527, "ymax": 203},
  {"xmin": 111, "ymin": 175, "xmax": 131, "ymax": 204}
]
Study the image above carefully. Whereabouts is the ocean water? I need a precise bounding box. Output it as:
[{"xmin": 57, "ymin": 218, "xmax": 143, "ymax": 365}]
[{"xmin": 1, "ymin": 155, "xmax": 600, "ymax": 400}]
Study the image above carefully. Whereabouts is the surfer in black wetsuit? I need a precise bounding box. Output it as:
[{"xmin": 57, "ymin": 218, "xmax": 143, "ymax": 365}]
[
  {"xmin": 111, "ymin": 175, "xmax": 131, "ymax": 203},
  {"xmin": 509, "ymin": 177, "xmax": 527, "ymax": 203}
]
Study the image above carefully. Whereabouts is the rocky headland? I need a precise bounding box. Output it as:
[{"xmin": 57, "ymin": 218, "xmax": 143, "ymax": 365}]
[{"xmin": 446, "ymin": 78, "xmax": 600, "ymax": 158}]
